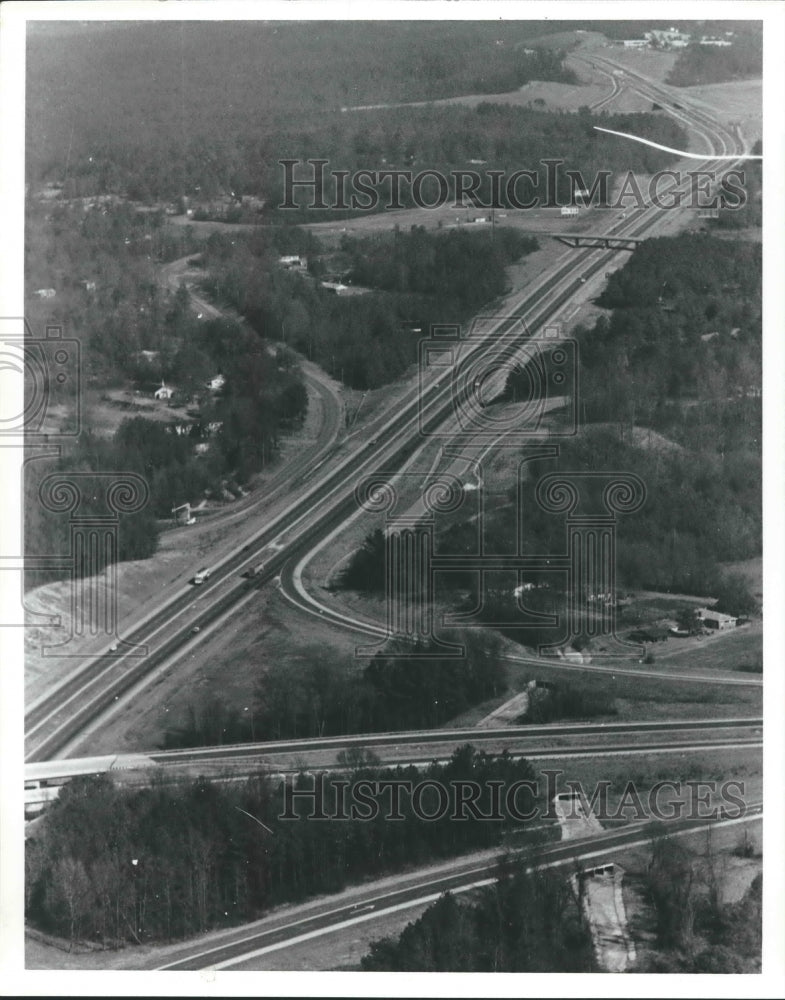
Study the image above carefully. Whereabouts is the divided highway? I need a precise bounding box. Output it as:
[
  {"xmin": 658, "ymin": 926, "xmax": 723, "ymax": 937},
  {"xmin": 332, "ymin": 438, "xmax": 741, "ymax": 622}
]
[
  {"xmin": 26, "ymin": 69, "xmax": 753, "ymax": 766},
  {"xmin": 151, "ymin": 805, "xmax": 762, "ymax": 971}
]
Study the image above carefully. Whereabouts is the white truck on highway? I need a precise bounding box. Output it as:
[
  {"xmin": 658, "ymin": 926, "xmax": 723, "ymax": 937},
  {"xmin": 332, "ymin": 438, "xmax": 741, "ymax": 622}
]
[{"xmin": 192, "ymin": 567, "xmax": 211, "ymax": 585}]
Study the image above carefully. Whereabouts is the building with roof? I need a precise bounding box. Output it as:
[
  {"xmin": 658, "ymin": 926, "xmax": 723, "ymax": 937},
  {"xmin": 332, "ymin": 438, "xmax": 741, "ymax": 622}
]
[{"xmin": 697, "ymin": 608, "xmax": 737, "ymax": 630}]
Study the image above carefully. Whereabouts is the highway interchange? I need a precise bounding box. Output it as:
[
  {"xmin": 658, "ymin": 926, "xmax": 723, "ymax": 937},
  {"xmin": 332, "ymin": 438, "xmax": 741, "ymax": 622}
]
[{"xmin": 24, "ymin": 52, "xmax": 764, "ymax": 969}]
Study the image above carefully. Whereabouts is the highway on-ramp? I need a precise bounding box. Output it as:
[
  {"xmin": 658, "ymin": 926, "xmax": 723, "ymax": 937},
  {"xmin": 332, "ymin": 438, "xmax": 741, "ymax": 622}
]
[{"xmin": 25, "ymin": 78, "xmax": 754, "ymax": 770}]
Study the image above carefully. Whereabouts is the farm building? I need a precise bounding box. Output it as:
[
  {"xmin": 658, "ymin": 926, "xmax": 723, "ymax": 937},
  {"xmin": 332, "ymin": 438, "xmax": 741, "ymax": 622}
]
[{"xmin": 696, "ymin": 608, "xmax": 737, "ymax": 630}]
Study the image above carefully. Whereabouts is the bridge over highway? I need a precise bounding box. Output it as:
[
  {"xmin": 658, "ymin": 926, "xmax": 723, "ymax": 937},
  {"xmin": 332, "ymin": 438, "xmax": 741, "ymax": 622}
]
[{"xmin": 553, "ymin": 232, "xmax": 644, "ymax": 251}]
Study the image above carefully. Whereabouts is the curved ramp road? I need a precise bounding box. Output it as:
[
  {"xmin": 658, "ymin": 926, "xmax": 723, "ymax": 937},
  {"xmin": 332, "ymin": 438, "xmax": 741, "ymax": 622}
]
[{"xmin": 25, "ymin": 86, "xmax": 755, "ymax": 764}]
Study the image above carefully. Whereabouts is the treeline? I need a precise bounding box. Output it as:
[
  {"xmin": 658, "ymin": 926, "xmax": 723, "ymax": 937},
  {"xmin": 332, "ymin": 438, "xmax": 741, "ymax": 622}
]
[
  {"xmin": 667, "ymin": 30, "xmax": 762, "ymax": 87},
  {"xmin": 163, "ymin": 631, "xmax": 507, "ymax": 749},
  {"xmin": 27, "ymin": 21, "xmax": 582, "ymax": 194},
  {"xmin": 639, "ymin": 830, "xmax": 761, "ymax": 972},
  {"xmin": 344, "ymin": 226, "xmax": 537, "ymax": 311},
  {"xmin": 26, "ymin": 747, "xmax": 542, "ymax": 948},
  {"xmin": 361, "ymin": 865, "xmax": 594, "ymax": 972},
  {"xmin": 200, "ymin": 225, "xmax": 537, "ymax": 390},
  {"xmin": 518, "ymin": 680, "xmax": 618, "ymax": 724},
  {"xmin": 263, "ymin": 106, "xmax": 687, "ymax": 221},
  {"xmin": 710, "ymin": 141, "xmax": 761, "ymax": 230},
  {"xmin": 339, "ymin": 431, "xmax": 759, "ymax": 650},
  {"xmin": 509, "ymin": 231, "xmax": 761, "ymax": 418},
  {"xmin": 445, "ymin": 429, "xmax": 759, "ymax": 605},
  {"xmin": 360, "ymin": 828, "xmax": 762, "ymax": 972},
  {"xmin": 25, "ymin": 202, "xmax": 200, "ymax": 383}
]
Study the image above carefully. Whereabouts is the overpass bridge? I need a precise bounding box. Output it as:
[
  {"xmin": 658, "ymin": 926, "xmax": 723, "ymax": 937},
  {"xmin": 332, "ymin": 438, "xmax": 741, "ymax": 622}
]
[{"xmin": 553, "ymin": 232, "xmax": 644, "ymax": 251}]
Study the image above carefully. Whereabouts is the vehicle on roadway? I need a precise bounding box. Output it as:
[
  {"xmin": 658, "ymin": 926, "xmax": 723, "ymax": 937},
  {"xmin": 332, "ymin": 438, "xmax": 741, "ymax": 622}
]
[
  {"xmin": 242, "ymin": 563, "xmax": 265, "ymax": 579},
  {"xmin": 192, "ymin": 567, "xmax": 211, "ymax": 585}
]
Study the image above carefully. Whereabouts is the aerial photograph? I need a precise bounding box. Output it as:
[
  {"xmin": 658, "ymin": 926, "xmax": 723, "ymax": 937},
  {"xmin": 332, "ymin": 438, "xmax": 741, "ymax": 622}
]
[{"xmin": 4, "ymin": 1, "xmax": 780, "ymax": 992}]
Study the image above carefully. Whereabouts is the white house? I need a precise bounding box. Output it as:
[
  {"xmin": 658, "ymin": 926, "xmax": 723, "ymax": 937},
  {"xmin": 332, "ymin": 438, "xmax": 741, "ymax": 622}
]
[
  {"xmin": 33, "ymin": 288, "xmax": 56, "ymax": 299},
  {"xmin": 696, "ymin": 607, "xmax": 737, "ymax": 630},
  {"xmin": 154, "ymin": 382, "xmax": 174, "ymax": 401}
]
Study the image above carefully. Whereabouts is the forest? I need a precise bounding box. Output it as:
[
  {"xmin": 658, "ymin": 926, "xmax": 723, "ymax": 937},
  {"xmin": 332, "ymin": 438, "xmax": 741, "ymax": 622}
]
[
  {"xmin": 361, "ymin": 865, "xmax": 595, "ymax": 972},
  {"xmin": 262, "ymin": 106, "xmax": 687, "ymax": 221},
  {"xmin": 24, "ymin": 201, "xmax": 309, "ymax": 575},
  {"xmin": 637, "ymin": 830, "xmax": 761, "ymax": 972},
  {"xmin": 360, "ymin": 828, "xmax": 761, "ymax": 972},
  {"xmin": 200, "ymin": 225, "xmax": 538, "ymax": 390},
  {"xmin": 506, "ymin": 234, "xmax": 760, "ymax": 599},
  {"xmin": 361, "ymin": 867, "xmax": 596, "ymax": 972},
  {"xmin": 25, "ymin": 21, "xmax": 583, "ymax": 197},
  {"xmin": 332, "ymin": 232, "xmax": 761, "ymax": 650},
  {"xmin": 25, "ymin": 746, "xmax": 543, "ymax": 947},
  {"xmin": 667, "ymin": 26, "xmax": 762, "ymax": 87}
]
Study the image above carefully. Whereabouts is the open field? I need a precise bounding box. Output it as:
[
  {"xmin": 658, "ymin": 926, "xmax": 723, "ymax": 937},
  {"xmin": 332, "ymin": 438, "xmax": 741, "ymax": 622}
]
[
  {"xmin": 653, "ymin": 623, "xmax": 762, "ymax": 672},
  {"xmin": 601, "ymin": 47, "xmax": 679, "ymax": 83},
  {"xmin": 70, "ymin": 581, "xmax": 360, "ymax": 756}
]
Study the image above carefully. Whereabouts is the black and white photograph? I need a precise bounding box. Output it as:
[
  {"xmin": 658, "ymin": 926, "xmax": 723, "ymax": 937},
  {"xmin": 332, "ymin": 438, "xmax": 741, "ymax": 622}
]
[{"xmin": 0, "ymin": 1, "xmax": 782, "ymax": 995}]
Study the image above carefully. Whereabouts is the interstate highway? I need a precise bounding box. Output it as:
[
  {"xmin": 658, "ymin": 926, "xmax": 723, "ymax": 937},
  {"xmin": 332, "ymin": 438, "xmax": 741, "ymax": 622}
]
[
  {"xmin": 26, "ymin": 86, "xmax": 748, "ymax": 763},
  {"xmin": 149, "ymin": 805, "xmax": 762, "ymax": 971},
  {"xmin": 24, "ymin": 718, "xmax": 761, "ymax": 803}
]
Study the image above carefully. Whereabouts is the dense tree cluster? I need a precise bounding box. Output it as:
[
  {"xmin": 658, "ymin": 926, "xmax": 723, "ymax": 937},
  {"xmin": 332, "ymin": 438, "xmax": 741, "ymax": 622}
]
[
  {"xmin": 201, "ymin": 225, "xmax": 537, "ymax": 389},
  {"xmin": 164, "ymin": 631, "xmax": 507, "ymax": 748},
  {"xmin": 667, "ymin": 30, "xmax": 762, "ymax": 87},
  {"xmin": 440, "ymin": 428, "xmax": 759, "ymax": 608},
  {"xmin": 361, "ymin": 864, "xmax": 594, "ymax": 971},
  {"xmin": 26, "ymin": 21, "xmax": 585, "ymax": 198},
  {"xmin": 27, "ymin": 20, "xmax": 687, "ymax": 213},
  {"xmin": 710, "ymin": 141, "xmax": 761, "ymax": 230},
  {"xmin": 639, "ymin": 831, "xmax": 761, "ymax": 972},
  {"xmin": 26, "ymin": 747, "xmax": 541, "ymax": 948},
  {"xmin": 344, "ymin": 226, "xmax": 537, "ymax": 311},
  {"xmin": 517, "ymin": 680, "xmax": 618, "ymax": 723},
  {"xmin": 264, "ymin": 105, "xmax": 687, "ymax": 221},
  {"xmin": 335, "ymin": 529, "xmax": 387, "ymax": 592}
]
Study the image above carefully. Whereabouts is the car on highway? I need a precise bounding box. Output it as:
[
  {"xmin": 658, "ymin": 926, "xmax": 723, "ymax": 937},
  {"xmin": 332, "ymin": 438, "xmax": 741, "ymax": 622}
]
[
  {"xmin": 192, "ymin": 567, "xmax": 211, "ymax": 585},
  {"xmin": 242, "ymin": 563, "xmax": 265, "ymax": 579}
]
